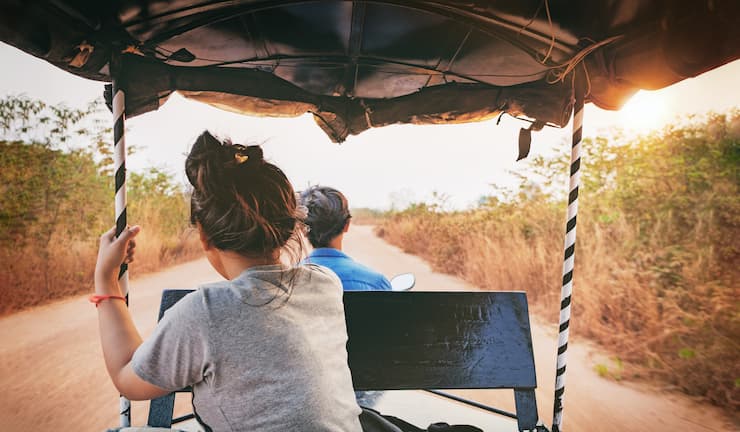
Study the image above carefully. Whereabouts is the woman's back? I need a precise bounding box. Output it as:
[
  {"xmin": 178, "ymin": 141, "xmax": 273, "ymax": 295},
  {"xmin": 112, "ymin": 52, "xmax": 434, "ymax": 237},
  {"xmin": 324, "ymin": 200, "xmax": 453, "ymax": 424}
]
[
  {"xmin": 132, "ymin": 263, "xmax": 362, "ymax": 431},
  {"xmin": 94, "ymin": 132, "xmax": 361, "ymax": 431}
]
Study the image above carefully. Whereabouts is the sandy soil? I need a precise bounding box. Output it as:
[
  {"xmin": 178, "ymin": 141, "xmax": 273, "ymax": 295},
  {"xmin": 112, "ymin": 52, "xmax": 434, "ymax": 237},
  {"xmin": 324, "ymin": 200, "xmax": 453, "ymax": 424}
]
[{"xmin": 0, "ymin": 225, "xmax": 735, "ymax": 431}]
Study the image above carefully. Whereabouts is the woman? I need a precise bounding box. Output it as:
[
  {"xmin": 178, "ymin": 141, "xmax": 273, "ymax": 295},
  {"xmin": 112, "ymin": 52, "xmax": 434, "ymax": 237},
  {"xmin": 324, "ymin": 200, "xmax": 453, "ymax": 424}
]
[
  {"xmin": 92, "ymin": 131, "xmax": 362, "ymax": 431},
  {"xmin": 300, "ymin": 185, "xmax": 391, "ymax": 291}
]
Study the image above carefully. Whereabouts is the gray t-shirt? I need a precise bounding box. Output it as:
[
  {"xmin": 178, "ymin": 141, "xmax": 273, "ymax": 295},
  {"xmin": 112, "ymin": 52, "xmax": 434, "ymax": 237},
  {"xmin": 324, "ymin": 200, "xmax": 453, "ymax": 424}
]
[{"xmin": 131, "ymin": 264, "xmax": 362, "ymax": 432}]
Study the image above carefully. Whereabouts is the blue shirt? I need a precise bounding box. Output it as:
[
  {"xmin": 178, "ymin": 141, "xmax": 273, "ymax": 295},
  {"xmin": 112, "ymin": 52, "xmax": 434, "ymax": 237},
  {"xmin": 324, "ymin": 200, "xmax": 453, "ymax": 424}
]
[{"xmin": 305, "ymin": 248, "xmax": 392, "ymax": 291}]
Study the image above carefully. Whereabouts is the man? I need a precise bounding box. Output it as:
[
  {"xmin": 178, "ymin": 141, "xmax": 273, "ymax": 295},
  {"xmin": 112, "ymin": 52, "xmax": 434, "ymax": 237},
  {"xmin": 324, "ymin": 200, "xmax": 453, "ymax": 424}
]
[{"xmin": 299, "ymin": 185, "xmax": 392, "ymax": 291}]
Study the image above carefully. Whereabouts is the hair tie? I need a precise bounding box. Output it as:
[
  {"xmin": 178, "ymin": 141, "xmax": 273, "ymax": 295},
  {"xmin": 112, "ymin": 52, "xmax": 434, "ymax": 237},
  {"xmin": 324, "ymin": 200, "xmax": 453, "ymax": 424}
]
[
  {"xmin": 228, "ymin": 144, "xmax": 251, "ymax": 166},
  {"xmin": 234, "ymin": 153, "xmax": 249, "ymax": 164}
]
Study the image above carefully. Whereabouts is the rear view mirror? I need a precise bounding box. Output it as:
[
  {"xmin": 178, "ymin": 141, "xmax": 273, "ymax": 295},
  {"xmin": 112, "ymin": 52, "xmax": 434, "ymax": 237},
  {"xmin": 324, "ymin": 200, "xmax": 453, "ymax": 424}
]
[{"xmin": 390, "ymin": 273, "xmax": 416, "ymax": 291}]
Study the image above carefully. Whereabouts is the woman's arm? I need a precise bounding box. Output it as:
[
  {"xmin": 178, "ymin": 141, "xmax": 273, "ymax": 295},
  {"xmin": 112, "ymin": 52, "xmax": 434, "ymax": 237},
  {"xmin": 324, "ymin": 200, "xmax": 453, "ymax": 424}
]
[{"xmin": 95, "ymin": 226, "xmax": 170, "ymax": 400}]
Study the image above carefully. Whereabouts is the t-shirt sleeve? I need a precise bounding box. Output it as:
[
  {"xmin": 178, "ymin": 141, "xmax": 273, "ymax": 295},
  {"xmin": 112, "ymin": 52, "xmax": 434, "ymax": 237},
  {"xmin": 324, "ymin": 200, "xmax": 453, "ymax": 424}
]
[{"xmin": 130, "ymin": 291, "xmax": 211, "ymax": 391}]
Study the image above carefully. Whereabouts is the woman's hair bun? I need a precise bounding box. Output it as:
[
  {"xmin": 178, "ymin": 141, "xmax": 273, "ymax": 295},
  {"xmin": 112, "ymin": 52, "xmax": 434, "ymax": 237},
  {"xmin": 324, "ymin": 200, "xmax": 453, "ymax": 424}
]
[
  {"xmin": 185, "ymin": 131, "xmax": 266, "ymax": 196},
  {"xmin": 186, "ymin": 131, "xmax": 224, "ymax": 195},
  {"xmin": 241, "ymin": 145, "xmax": 263, "ymax": 164},
  {"xmin": 186, "ymin": 130, "xmax": 300, "ymax": 260}
]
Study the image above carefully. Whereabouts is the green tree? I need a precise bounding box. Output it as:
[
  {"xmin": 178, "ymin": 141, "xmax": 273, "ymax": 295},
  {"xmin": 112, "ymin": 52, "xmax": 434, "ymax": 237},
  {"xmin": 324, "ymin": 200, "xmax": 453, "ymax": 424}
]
[
  {"xmin": 0, "ymin": 95, "xmax": 195, "ymax": 310},
  {"xmin": 380, "ymin": 110, "xmax": 740, "ymax": 411}
]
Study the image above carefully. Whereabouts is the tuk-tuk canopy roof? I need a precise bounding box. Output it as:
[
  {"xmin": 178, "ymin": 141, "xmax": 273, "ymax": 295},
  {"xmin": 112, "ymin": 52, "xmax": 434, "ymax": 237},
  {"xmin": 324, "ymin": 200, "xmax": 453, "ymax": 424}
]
[{"xmin": 2, "ymin": 1, "xmax": 738, "ymax": 142}]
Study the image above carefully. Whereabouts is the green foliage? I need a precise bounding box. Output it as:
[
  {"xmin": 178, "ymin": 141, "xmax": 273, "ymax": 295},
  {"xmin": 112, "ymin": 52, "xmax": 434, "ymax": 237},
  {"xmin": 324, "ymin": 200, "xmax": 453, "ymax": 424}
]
[
  {"xmin": 380, "ymin": 110, "xmax": 740, "ymax": 413},
  {"xmin": 678, "ymin": 348, "xmax": 696, "ymax": 359},
  {"xmin": 128, "ymin": 167, "xmax": 192, "ymax": 240},
  {"xmin": 0, "ymin": 95, "xmax": 198, "ymax": 313},
  {"xmin": 0, "ymin": 94, "xmax": 137, "ymax": 174},
  {"xmin": 594, "ymin": 357, "xmax": 624, "ymax": 380},
  {"xmin": 0, "ymin": 141, "xmax": 110, "ymax": 245},
  {"xmin": 510, "ymin": 112, "xmax": 740, "ymax": 280},
  {"xmin": 609, "ymin": 117, "xmax": 739, "ymax": 255},
  {"xmin": 1, "ymin": 94, "xmax": 100, "ymax": 147},
  {"xmin": 594, "ymin": 363, "xmax": 609, "ymax": 378}
]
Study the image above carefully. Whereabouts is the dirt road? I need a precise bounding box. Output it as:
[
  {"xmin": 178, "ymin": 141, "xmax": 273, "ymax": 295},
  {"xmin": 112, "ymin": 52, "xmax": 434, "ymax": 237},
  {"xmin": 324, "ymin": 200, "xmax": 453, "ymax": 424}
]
[{"xmin": 0, "ymin": 225, "xmax": 734, "ymax": 431}]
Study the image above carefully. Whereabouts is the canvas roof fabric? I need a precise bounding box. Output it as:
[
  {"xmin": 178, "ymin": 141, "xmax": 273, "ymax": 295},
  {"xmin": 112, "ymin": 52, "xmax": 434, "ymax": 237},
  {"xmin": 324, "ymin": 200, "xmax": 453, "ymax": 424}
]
[{"xmin": 2, "ymin": 1, "xmax": 738, "ymax": 142}]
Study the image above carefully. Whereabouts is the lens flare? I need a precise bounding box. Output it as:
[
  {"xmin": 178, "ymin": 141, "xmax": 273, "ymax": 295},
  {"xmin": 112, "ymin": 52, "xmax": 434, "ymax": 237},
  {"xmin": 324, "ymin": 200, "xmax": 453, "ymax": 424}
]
[{"xmin": 617, "ymin": 91, "xmax": 668, "ymax": 133}]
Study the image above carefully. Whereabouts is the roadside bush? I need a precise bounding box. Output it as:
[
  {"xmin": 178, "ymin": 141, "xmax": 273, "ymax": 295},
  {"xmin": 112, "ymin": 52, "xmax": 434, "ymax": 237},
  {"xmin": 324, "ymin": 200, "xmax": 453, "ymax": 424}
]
[
  {"xmin": 0, "ymin": 96, "xmax": 200, "ymax": 314},
  {"xmin": 378, "ymin": 112, "xmax": 739, "ymax": 413}
]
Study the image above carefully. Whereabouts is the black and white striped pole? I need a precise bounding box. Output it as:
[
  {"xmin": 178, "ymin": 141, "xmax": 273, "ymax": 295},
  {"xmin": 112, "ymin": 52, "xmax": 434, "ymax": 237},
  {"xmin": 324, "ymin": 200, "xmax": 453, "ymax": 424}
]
[
  {"xmin": 111, "ymin": 60, "xmax": 132, "ymax": 428},
  {"xmin": 552, "ymin": 76, "xmax": 585, "ymax": 432}
]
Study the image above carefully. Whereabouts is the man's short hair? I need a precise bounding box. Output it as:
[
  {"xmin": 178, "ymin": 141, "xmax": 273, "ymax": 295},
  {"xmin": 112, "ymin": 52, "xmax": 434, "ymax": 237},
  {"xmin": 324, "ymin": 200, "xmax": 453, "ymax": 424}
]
[{"xmin": 299, "ymin": 186, "xmax": 351, "ymax": 248}]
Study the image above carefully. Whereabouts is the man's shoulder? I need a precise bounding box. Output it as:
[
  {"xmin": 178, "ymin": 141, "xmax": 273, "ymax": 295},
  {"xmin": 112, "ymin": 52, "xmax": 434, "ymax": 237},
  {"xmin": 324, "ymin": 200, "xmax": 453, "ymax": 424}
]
[
  {"xmin": 339, "ymin": 261, "xmax": 391, "ymax": 291},
  {"xmin": 346, "ymin": 260, "xmax": 383, "ymax": 279},
  {"xmin": 305, "ymin": 248, "xmax": 391, "ymax": 290},
  {"xmin": 304, "ymin": 250, "xmax": 354, "ymax": 275}
]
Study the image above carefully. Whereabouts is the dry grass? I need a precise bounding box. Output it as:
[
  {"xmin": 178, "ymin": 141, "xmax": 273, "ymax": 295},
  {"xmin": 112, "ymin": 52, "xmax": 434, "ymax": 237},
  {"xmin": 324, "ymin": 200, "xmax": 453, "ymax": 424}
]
[
  {"xmin": 0, "ymin": 143, "xmax": 202, "ymax": 315},
  {"xmin": 0, "ymin": 222, "xmax": 202, "ymax": 316},
  {"xmin": 125, "ymin": 196, "xmax": 203, "ymax": 275},
  {"xmin": 378, "ymin": 205, "xmax": 739, "ymax": 414},
  {"xmin": 377, "ymin": 114, "xmax": 740, "ymax": 415},
  {"xmin": 0, "ymin": 101, "xmax": 205, "ymax": 315}
]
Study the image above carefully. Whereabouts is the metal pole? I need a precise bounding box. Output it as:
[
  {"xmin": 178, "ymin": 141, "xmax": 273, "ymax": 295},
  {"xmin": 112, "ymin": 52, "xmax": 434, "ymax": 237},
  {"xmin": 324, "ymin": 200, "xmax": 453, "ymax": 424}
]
[
  {"xmin": 551, "ymin": 76, "xmax": 585, "ymax": 432},
  {"xmin": 112, "ymin": 65, "xmax": 131, "ymax": 428}
]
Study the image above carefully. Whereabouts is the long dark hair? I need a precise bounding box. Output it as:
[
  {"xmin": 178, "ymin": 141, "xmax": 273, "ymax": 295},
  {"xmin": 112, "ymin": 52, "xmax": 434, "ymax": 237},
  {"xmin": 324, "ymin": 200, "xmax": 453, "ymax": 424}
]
[
  {"xmin": 186, "ymin": 131, "xmax": 302, "ymax": 261},
  {"xmin": 299, "ymin": 185, "xmax": 351, "ymax": 248}
]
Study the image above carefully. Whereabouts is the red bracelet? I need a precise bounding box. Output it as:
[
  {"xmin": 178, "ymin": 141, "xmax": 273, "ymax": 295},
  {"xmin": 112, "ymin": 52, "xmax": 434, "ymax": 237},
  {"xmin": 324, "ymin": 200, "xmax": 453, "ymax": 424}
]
[{"xmin": 89, "ymin": 294, "xmax": 127, "ymax": 307}]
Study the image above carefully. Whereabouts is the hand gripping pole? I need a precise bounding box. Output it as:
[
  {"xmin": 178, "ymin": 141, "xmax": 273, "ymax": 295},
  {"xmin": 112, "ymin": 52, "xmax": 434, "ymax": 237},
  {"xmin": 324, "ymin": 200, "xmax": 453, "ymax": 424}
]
[{"xmin": 112, "ymin": 66, "xmax": 131, "ymax": 428}]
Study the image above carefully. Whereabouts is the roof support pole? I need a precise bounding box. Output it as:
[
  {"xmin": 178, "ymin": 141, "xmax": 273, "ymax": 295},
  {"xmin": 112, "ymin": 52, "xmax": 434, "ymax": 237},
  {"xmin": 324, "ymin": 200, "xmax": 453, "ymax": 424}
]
[
  {"xmin": 111, "ymin": 53, "xmax": 131, "ymax": 428},
  {"xmin": 551, "ymin": 73, "xmax": 585, "ymax": 432}
]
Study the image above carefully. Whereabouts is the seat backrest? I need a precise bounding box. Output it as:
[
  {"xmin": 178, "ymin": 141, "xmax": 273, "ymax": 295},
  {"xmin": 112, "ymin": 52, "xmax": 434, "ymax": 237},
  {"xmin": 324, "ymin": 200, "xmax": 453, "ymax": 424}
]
[{"xmin": 148, "ymin": 290, "xmax": 539, "ymax": 431}]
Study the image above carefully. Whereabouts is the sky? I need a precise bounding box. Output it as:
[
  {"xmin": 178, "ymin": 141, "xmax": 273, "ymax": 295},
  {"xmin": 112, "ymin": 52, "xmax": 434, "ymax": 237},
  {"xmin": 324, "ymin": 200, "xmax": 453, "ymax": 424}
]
[{"xmin": 1, "ymin": 42, "xmax": 738, "ymax": 209}]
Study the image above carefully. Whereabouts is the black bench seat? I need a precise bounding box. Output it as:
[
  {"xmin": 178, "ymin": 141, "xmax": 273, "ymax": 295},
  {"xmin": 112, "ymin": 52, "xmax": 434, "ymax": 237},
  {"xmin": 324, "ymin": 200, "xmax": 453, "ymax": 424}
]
[{"xmin": 148, "ymin": 290, "xmax": 541, "ymax": 431}]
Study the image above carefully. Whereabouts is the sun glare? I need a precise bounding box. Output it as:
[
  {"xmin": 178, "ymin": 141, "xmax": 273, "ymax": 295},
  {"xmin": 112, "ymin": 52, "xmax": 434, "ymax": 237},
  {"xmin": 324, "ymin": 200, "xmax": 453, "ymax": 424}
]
[{"xmin": 616, "ymin": 90, "xmax": 668, "ymax": 133}]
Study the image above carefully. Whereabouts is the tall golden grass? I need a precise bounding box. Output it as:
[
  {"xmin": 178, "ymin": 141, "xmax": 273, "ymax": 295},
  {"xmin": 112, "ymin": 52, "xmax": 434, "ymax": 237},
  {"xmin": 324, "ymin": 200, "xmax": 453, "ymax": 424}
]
[
  {"xmin": 0, "ymin": 96, "xmax": 204, "ymax": 314},
  {"xmin": 1, "ymin": 234, "xmax": 201, "ymax": 314},
  {"xmin": 0, "ymin": 141, "xmax": 201, "ymax": 315},
  {"xmin": 378, "ymin": 113, "xmax": 739, "ymax": 413},
  {"xmin": 126, "ymin": 169, "xmax": 203, "ymax": 275}
]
